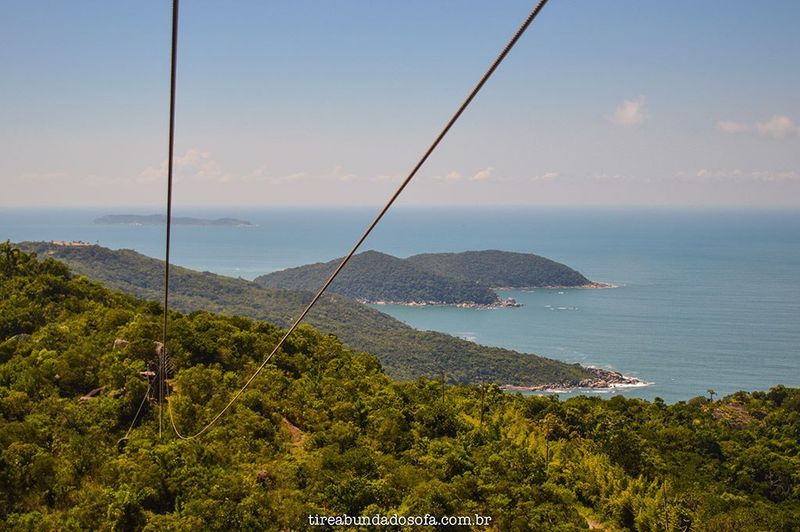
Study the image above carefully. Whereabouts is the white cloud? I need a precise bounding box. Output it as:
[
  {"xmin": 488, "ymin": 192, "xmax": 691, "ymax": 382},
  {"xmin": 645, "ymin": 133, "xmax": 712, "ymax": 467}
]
[
  {"xmin": 246, "ymin": 167, "xmax": 306, "ymax": 184},
  {"xmin": 696, "ymin": 168, "xmax": 743, "ymax": 179},
  {"xmin": 470, "ymin": 167, "xmax": 494, "ymax": 181},
  {"xmin": 137, "ymin": 165, "xmax": 163, "ymax": 184},
  {"xmin": 429, "ymin": 170, "xmax": 460, "ymax": 182},
  {"xmin": 135, "ymin": 150, "xmax": 314, "ymax": 187},
  {"xmin": 684, "ymin": 168, "xmax": 800, "ymax": 182},
  {"xmin": 21, "ymin": 171, "xmax": 67, "ymax": 182},
  {"xmin": 430, "ymin": 168, "xmax": 499, "ymax": 183},
  {"xmin": 749, "ymin": 170, "xmax": 800, "ymax": 181},
  {"xmin": 592, "ymin": 173, "xmax": 626, "ymax": 181},
  {"xmin": 137, "ymin": 148, "xmax": 231, "ymax": 184},
  {"xmin": 177, "ymin": 149, "xmax": 231, "ymax": 182},
  {"xmin": 756, "ymin": 115, "xmax": 797, "ymax": 139},
  {"xmin": 174, "ymin": 148, "xmax": 208, "ymax": 167},
  {"xmin": 609, "ymin": 96, "xmax": 647, "ymax": 127},
  {"xmin": 275, "ymin": 172, "xmax": 306, "ymax": 183},
  {"xmin": 716, "ymin": 120, "xmax": 749, "ymax": 134},
  {"xmin": 332, "ymin": 165, "xmax": 357, "ymax": 182},
  {"xmin": 531, "ymin": 171, "xmax": 560, "ymax": 182}
]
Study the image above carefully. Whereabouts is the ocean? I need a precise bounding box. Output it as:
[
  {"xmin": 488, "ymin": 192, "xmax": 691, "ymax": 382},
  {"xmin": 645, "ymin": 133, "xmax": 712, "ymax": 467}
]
[{"xmin": 2, "ymin": 207, "xmax": 799, "ymax": 402}]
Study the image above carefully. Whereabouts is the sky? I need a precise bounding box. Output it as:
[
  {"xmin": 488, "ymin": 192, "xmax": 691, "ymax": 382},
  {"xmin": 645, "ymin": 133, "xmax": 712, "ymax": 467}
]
[{"xmin": 1, "ymin": 0, "xmax": 799, "ymax": 208}]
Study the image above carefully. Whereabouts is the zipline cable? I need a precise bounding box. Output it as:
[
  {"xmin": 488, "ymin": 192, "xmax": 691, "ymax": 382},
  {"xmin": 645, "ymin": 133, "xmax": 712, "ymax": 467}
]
[
  {"xmin": 160, "ymin": 0, "xmax": 180, "ymax": 439},
  {"xmin": 123, "ymin": 364, "xmax": 160, "ymax": 441},
  {"xmin": 166, "ymin": 0, "xmax": 551, "ymax": 439}
]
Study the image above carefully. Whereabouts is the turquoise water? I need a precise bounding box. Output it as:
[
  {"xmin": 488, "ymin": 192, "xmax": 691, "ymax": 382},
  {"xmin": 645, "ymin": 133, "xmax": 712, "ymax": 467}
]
[{"xmin": 2, "ymin": 207, "xmax": 798, "ymax": 402}]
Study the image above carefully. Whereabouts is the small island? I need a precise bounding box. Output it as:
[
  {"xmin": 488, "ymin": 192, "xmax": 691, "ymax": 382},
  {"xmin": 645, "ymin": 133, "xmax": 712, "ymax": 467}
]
[
  {"xmin": 255, "ymin": 249, "xmax": 608, "ymax": 307},
  {"xmin": 94, "ymin": 214, "xmax": 253, "ymax": 227}
]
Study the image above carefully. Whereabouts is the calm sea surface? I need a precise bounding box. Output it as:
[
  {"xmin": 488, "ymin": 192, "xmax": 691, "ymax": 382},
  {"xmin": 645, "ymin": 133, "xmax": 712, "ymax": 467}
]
[{"xmin": 2, "ymin": 207, "xmax": 798, "ymax": 402}]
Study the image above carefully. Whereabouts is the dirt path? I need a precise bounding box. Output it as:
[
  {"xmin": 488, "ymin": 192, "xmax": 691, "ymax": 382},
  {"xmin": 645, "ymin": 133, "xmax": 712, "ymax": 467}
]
[
  {"xmin": 281, "ymin": 417, "xmax": 306, "ymax": 450},
  {"xmin": 585, "ymin": 516, "xmax": 605, "ymax": 530}
]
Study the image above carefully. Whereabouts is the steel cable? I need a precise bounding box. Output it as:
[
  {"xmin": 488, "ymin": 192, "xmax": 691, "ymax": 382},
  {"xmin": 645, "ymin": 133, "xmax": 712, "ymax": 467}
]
[
  {"xmin": 165, "ymin": 0, "xmax": 551, "ymax": 439},
  {"xmin": 160, "ymin": 0, "xmax": 180, "ymax": 439},
  {"xmin": 123, "ymin": 364, "xmax": 159, "ymax": 441}
]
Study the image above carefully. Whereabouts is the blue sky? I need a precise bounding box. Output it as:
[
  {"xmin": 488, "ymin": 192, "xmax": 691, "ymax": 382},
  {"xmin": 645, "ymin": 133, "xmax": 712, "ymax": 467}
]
[{"xmin": 2, "ymin": 0, "xmax": 799, "ymax": 207}]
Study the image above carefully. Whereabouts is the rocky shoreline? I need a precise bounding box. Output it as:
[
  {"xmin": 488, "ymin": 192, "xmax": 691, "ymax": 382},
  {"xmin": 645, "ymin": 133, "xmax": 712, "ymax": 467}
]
[
  {"xmin": 366, "ymin": 296, "xmax": 522, "ymax": 309},
  {"xmin": 363, "ymin": 283, "xmax": 616, "ymax": 309},
  {"xmin": 501, "ymin": 367, "xmax": 650, "ymax": 393},
  {"xmin": 493, "ymin": 281, "xmax": 616, "ymax": 290}
]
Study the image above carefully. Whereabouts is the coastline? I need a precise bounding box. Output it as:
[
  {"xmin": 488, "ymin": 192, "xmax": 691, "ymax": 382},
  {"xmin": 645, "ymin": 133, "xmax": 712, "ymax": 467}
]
[
  {"xmin": 366, "ymin": 297, "xmax": 522, "ymax": 309},
  {"xmin": 362, "ymin": 282, "xmax": 615, "ymax": 309},
  {"xmin": 493, "ymin": 281, "xmax": 616, "ymax": 290},
  {"xmin": 363, "ymin": 283, "xmax": 648, "ymax": 394},
  {"xmin": 501, "ymin": 367, "xmax": 651, "ymax": 393}
]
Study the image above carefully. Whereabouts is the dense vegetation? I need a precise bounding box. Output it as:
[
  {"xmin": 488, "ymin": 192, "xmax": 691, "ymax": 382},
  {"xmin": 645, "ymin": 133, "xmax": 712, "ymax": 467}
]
[
  {"xmin": 18, "ymin": 242, "xmax": 592, "ymax": 386},
  {"xmin": 406, "ymin": 250, "xmax": 592, "ymax": 289},
  {"xmin": 256, "ymin": 249, "xmax": 593, "ymax": 304},
  {"xmin": 255, "ymin": 250, "xmax": 498, "ymax": 305},
  {"xmin": 2, "ymin": 244, "xmax": 798, "ymax": 530}
]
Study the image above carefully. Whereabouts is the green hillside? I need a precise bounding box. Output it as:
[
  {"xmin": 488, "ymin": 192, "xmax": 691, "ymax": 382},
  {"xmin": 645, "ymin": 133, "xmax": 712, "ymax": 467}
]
[
  {"xmin": 255, "ymin": 250, "xmax": 498, "ymax": 304},
  {"xmin": 255, "ymin": 249, "xmax": 595, "ymax": 307},
  {"xmin": 1, "ymin": 243, "xmax": 798, "ymax": 530},
  {"xmin": 407, "ymin": 250, "xmax": 593, "ymax": 288},
  {"xmin": 17, "ymin": 242, "xmax": 591, "ymax": 387}
]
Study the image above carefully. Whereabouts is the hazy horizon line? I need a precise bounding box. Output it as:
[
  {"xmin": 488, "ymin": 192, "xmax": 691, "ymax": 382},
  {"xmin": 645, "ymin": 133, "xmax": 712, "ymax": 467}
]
[{"xmin": 3, "ymin": 203, "xmax": 800, "ymax": 212}]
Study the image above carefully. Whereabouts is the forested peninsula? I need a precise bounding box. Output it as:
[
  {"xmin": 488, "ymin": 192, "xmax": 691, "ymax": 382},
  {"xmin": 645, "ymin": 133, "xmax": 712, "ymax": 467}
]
[
  {"xmin": 18, "ymin": 242, "xmax": 605, "ymax": 388},
  {"xmin": 255, "ymin": 249, "xmax": 604, "ymax": 306},
  {"xmin": 1, "ymin": 243, "xmax": 798, "ymax": 530}
]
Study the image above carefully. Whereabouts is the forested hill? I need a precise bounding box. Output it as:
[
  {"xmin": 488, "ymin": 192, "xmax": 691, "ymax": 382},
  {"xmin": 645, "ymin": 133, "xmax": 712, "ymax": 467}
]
[
  {"xmin": 255, "ymin": 249, "xmax": 596, "ymax": 305},
  {"xmin": 406, "ymin": 250, "xmax": 593, "ymax": 288},
  {"xmin": 1, "ymin": 244, "xmax": 798, "ymax": 529},
  {"xmin": 254, "ymin": 250, "xmax": 498, "ymax": 304},
  {"xmin": 16, "ymin": 242, "xmax": 591, "ymax": 386}
]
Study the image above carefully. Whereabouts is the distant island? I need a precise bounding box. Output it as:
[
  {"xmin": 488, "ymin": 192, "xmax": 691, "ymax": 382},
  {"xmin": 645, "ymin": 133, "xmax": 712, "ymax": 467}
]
[
  {"xmin": 255, "ymin": 249, "xmax": 609, "ymax": 306},
  {"xmin": 94, "ymin": 214, "xmax": 253, "ymax": 226}
]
